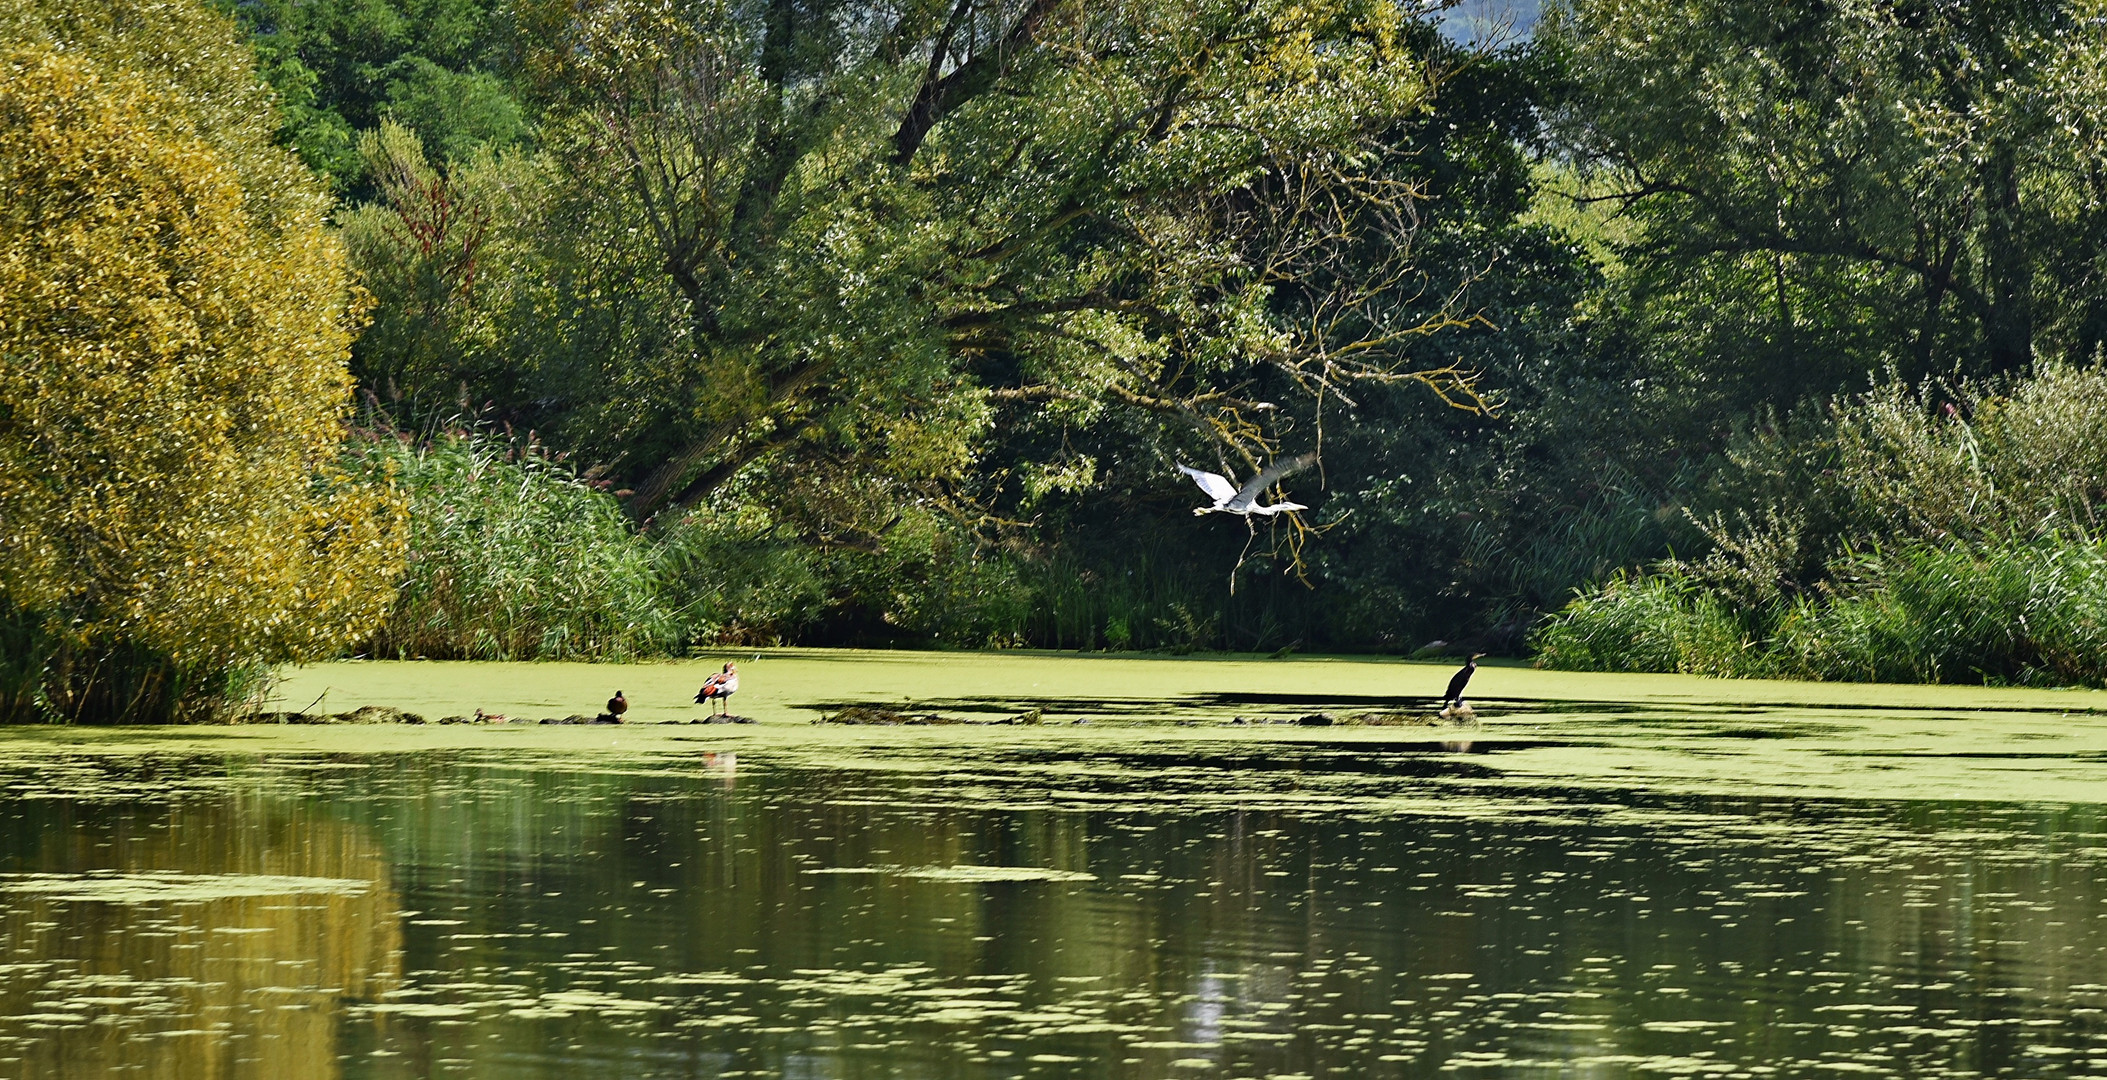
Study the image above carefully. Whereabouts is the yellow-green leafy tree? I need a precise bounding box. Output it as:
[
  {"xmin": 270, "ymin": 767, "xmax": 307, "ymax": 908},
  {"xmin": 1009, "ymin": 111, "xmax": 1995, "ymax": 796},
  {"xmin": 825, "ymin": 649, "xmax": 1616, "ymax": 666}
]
[{"xmin": 0, "ymin": 10, "xmax": 405, "ymax": 723}]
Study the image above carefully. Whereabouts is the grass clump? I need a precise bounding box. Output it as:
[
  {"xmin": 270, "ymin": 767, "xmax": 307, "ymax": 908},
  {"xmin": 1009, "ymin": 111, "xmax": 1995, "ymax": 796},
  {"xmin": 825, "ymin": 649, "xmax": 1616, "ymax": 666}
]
[
  {"xmin": 1774, "ymin": 539, "xmax": 2107, "ymax": 685},
  {"xmin": 1531, "ymin": 573, "xmax": 1755, "ymax": 677}
]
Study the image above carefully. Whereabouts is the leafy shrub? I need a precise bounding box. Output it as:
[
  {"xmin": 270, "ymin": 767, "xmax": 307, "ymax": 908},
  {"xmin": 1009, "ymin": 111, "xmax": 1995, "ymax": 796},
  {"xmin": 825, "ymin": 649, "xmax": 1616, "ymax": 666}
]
[
  {"xmin": 876, "ymin": 519, "xmax": 1035, "ymax": 649},
  {"xmin": 1677, "ymin": 363, "xmax": 2107, "ymax": 599},
  {"xmin": 1017, "ymin": 542, "xmax": 1236, "ymax": 652},
  {"xmin": 650, "ymin": 507, "xmax": 834, "ymax": 646},
  {"xmin": 0, "ymin": 24, "xmax": 403, "ymax": 723}
]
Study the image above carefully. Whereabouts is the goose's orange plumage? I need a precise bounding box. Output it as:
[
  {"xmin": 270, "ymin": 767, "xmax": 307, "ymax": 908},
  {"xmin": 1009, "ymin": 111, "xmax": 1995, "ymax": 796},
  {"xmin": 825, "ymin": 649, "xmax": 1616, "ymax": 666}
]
[{"xmin": 695, "ymin": 663, "xmax": 739, "ymax": 715}]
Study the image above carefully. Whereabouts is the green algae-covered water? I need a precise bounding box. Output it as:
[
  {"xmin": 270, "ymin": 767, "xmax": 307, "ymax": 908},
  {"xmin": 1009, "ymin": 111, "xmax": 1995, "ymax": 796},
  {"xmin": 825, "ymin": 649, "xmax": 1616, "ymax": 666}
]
[{"xmin": 5, "ymin": 651, "xmax": 2107, "ymax": 1078}]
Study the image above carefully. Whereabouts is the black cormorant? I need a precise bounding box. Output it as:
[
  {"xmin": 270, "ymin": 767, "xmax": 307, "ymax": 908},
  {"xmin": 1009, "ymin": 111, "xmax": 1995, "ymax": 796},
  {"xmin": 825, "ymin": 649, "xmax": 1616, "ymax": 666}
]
[{"xmin": 1444, "ymin": 654, "xmax": 1488, "ymax": 708}]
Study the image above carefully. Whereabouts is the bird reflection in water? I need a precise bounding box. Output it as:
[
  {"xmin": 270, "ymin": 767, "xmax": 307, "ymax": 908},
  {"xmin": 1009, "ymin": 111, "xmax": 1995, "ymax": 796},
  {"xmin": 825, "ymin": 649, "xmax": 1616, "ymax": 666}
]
[{"xmin": 701, "ymin": 750, "xmax": 737, "ymax": 787}]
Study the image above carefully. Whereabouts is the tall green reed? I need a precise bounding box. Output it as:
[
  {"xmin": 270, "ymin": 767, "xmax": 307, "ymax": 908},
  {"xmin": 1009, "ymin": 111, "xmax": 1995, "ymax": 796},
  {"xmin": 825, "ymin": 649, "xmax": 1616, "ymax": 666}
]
[{"xmin": 346, "ymin": 432, "xmax": 678, "ymax": 661}]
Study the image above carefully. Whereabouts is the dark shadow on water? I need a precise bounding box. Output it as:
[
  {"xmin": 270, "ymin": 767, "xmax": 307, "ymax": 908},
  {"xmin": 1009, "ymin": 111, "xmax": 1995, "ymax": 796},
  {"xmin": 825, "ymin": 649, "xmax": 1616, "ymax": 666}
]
[
  {"xmin": 1835, "ymin": 749, "xmax": 2107, "ymax": 760},
  {"xmin": 797, "ymin": 691, "xmax": 2035, "ymax": 735},
  {"xmin": 991, "ymin": 742, "xmax": 1531, "ymax": 780}
]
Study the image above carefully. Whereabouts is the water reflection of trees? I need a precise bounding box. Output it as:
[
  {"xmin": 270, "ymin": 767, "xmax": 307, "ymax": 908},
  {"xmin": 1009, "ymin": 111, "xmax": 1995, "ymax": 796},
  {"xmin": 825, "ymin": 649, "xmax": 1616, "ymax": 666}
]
[
  {"xmin": 12, "ymin": 751, "xmax": 2105, "ymax": 1077},
  {"xmin": 0, "ymin": 799, "xmax": 401, "ymax": 1080}
]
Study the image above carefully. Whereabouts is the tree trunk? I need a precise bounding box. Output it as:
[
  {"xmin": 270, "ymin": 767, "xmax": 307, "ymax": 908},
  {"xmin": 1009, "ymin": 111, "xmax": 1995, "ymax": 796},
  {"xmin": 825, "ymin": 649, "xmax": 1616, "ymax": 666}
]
[{"xmin": 1979, "ymin": 146, "xmax": 2034, "ymax": 374}]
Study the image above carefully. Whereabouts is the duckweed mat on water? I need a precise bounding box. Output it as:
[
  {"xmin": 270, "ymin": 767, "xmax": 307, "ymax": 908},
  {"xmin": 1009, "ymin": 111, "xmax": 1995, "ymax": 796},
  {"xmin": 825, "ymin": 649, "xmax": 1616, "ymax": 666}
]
[
  {"xmin": 260, "ymin": 648, "xmax": 2107, "ymax": 727},
  {"xmin": 5, "ymin": 653, "xmax": 2107, "ymax": 1079},
  {"xmin": 0, "ymin": 871, "xmax": 376, "ymax": 901}
]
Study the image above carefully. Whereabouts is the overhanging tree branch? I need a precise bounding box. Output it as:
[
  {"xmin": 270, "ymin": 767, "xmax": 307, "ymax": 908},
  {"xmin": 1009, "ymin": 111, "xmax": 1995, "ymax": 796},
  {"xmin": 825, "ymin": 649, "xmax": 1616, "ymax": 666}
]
[{"xmin": 891, "ymin": 0, "xmax": 1065, "ymax": 165}]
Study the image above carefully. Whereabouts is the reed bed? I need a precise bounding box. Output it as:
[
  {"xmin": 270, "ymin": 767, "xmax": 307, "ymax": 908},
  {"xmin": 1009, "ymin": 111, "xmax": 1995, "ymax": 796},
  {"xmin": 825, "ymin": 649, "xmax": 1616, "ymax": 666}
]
[{"xmin": 347, "ymin": 434, "xmax": 678, "ymax": 661}]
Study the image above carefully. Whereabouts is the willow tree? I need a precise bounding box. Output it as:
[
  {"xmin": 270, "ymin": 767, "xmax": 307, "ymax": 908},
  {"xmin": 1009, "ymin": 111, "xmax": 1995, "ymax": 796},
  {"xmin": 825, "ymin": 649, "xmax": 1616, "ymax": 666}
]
[
  {"xmin": 0, "ymin": 9, "xmax": 404, "ymax": 723},
  {"xmin": 485, "ymin": 0, "xmax": 1482, "ymax": 522}
]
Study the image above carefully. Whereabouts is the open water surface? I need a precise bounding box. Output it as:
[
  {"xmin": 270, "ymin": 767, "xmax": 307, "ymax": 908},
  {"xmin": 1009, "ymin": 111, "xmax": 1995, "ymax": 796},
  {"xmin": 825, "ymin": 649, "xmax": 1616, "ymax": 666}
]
[{"xmin": 3, "ymin": 679, "xmax": 2107, "ymax": 1079}]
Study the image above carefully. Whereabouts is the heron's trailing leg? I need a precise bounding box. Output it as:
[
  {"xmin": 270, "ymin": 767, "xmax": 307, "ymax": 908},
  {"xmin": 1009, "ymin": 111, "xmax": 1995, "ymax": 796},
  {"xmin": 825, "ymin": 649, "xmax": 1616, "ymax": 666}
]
[{"xmin": 1229, "ymin": 516, "xmax": 1258, "ymax": 594}]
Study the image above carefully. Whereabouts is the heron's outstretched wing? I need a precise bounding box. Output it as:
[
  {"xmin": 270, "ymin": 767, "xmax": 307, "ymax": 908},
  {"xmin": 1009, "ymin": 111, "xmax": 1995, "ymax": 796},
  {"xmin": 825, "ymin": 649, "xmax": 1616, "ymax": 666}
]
[
  {"xmin": 1226, "ymin": 453, "xmax": 1317, "ymax": 512},
  {"xmin": 1177, "ymin": 464, "xmax": 1238, "ymax": 506},
  {"xmin": 1245, "ymin": 500, "xmax": 1309, "ymax": 516}
]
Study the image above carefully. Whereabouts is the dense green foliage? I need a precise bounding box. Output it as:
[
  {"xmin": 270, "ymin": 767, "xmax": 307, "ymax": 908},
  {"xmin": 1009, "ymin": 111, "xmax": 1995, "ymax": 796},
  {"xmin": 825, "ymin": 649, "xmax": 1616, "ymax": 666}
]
[
  {"xmin": 315, "ymin": 0, "xmax": 1534, "ymax": 653},
  {"xmin": 1550, "ymin": 0, "xmax": 2107, "ymax": 397},
  {"xmin": 0, "ymin": 0, "xmax": 403, "ymax": 723},
  {"xmin": 346, "ymin": 425, "xmax": 1047, "ymax": 655},
  {"xmin": 216, "ymin": 0, "xmax": 526, "ymax": 186},
  {"xmin": 1520, "ymin": 0, "xmax": 2107, "ymax": 683},
  {"xmin": 933, "ymin": 25, "xmax": 1615, "ymax": 652},
  {"xmin": 354, "ymin": 0, "xmax": 1475, "ymax": 518}
]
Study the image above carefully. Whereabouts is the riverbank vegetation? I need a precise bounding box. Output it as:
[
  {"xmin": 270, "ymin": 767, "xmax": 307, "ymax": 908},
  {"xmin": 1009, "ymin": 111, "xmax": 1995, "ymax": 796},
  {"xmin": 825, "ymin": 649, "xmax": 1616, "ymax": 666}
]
[
  {"xmin": 4, "ymin": 0, "xmax": 2107, "ymax": 719},
  {"xmin": 1536, "ymin": 366, "xmax": 2107, "ymax": 684}
]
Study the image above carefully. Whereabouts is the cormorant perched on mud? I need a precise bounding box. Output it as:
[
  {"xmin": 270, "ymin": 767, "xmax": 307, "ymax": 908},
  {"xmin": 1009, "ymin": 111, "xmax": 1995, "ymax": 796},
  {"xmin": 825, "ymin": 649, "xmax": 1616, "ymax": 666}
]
[
  {"xmin": 607, "ymin": 690, "xmax": 628, "ymax": 719},
  {"xmin": 1444, "ymin": 654, "xmax": 1488, "ymax": 708}
]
